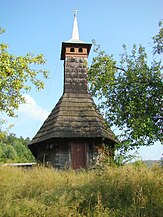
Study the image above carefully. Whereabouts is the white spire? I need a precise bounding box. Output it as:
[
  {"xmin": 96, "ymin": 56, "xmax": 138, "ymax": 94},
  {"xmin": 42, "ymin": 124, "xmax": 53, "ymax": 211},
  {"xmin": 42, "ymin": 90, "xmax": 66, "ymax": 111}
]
[{"xmin": 71, "ymin": 10, "xmax": 79, "ymax": 41}]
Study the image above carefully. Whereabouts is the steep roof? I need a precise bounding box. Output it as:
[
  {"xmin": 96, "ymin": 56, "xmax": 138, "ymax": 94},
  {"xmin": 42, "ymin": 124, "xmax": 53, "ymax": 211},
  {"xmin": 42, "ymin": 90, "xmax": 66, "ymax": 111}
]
[{"xmin": 29, "ymin": 93, "xmax": 116, "ymax": 145}]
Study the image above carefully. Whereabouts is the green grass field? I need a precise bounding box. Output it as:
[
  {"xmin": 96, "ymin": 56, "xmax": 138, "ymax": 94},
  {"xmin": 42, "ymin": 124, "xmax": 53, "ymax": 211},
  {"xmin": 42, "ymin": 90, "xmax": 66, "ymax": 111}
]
[{"xmin": 0, "ymin": 164, "xmax": 162, "ymax": 217}]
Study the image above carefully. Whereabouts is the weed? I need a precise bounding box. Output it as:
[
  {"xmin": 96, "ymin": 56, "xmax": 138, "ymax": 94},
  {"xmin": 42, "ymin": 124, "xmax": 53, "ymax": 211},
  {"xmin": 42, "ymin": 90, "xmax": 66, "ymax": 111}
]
[{"xmin": 0, "ymin": 164, "xmax": 162, "ymax": 216}]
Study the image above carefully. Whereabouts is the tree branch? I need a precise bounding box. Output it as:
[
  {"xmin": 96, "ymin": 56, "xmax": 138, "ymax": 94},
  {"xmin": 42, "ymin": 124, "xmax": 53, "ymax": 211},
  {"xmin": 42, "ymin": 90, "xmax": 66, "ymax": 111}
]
[{"xmin": 113, "ymin": 66, "xmax": 127, "ymax": 73}]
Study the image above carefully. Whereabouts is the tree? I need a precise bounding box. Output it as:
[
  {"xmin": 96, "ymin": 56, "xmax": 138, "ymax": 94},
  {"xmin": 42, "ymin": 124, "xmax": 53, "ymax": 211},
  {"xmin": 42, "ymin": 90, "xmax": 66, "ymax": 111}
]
[
  {"xmin": 88, "ymin": 21, "xmax": 163, "ymax": 154},
  {"xmin": 0, "ymin": 27, "xmax": 48, "ymax": 117},
  {"xmin": 0, "ymin": 143, "xmax": 17, "ymax": 162},
  {"xmin": 153, "ymin": 20, "xmax": 163, "ymax": 55},
  {"xmin": 0, "ymin": 133, "xmax": 35, "ymax": 162}
]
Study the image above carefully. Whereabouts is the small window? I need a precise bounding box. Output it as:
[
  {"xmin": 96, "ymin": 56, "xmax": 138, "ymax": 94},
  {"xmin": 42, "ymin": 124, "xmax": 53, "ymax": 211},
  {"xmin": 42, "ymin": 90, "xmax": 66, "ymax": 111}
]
[
  {"xmin": 46, "ymin": 144, "xmax": 54, "ymax": 150},
  {"xmin": 70, "ymin": 47, "xmax": 75, "ymax": 52},
  {"xmin": 79, "ymin": 48, "xmax": 83, "ymax": 53},
  {"xmin": 49, "ymin": 144, "xmax": 54, "ymax": 150}
]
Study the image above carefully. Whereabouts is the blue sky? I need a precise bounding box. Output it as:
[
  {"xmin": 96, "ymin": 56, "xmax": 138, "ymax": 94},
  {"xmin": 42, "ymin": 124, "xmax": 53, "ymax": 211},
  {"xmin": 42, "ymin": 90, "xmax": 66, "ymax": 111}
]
[{"xmin": 0, "ymin": 0, "xmax": 162, "ymax": 160}]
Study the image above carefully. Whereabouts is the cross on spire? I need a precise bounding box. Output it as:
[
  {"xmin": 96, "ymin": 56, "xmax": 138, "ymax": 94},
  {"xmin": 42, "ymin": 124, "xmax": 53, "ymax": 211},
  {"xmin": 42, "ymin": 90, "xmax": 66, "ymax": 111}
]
[{"xmin": 72, "ymin": 9, "xmax": 78, "ymax": 17}]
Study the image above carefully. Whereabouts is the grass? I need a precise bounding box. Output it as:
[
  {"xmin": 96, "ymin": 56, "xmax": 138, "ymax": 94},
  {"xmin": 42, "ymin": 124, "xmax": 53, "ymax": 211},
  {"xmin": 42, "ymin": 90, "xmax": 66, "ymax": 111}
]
[{"xmin": 0, "ymin": 164, "xmax": 162, "ymax": 217}]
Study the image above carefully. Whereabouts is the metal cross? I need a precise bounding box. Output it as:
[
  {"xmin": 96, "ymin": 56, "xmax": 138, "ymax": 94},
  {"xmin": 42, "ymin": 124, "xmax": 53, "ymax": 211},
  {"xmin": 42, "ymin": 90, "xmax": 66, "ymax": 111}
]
[{"xmin": 72, "ymin": 9, "xmax": 78, "ymax": 17}]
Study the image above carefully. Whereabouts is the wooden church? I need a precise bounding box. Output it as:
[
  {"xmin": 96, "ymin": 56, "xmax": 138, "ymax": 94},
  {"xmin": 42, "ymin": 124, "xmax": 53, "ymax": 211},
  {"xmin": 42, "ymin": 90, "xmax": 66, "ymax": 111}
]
[{"xmin": 28, "ymin": 12, "xmax": 116, "ymax": 169}]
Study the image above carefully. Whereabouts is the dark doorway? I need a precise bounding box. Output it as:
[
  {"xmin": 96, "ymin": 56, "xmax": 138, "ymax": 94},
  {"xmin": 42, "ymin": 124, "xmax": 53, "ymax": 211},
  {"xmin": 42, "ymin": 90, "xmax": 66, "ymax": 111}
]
[{"xmin": 71, "ymin": 142, "xmax": 87, "ymax": 169}]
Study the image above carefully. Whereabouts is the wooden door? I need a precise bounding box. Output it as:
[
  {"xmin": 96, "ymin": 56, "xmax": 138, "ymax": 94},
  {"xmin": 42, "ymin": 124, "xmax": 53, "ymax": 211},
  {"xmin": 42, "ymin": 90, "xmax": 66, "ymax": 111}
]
[{"xmin": 71, "ymin": 142, "xmax": 87, "ymax": 169}]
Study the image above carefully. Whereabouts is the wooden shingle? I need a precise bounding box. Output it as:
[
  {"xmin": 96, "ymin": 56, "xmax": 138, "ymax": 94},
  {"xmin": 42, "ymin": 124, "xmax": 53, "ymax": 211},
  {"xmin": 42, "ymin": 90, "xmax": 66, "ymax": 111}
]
[{"xmin": 29, "ymin": 93, "xmax": 116, "ymax": 145}]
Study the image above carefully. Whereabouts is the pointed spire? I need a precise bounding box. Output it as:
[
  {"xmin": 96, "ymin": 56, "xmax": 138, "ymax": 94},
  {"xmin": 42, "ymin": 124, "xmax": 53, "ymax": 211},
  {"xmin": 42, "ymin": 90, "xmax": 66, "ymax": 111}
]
[
  {"xmin": 60, "ymin": 10, "xmax": 92, "ymax": 60},
  {"xmin": 71, "ymin": 10, "xmax": 79, "ymax": 41}
]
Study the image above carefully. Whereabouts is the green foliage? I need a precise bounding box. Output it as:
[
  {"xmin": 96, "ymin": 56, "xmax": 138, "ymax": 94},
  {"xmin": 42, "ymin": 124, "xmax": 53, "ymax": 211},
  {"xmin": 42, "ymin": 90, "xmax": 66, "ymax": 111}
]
[
  {"xmin": 0, "ymin": 28, "xmax": 48, "ymax": 117},
  {"xmin": 153, "ymin": 19, "xmax": 163, "ymax": 55},
  {"xmin": 0, "ymin": 144, "xmax": 17, "ymax": 160},
  {"xmin": 88, "ymin": 21, "xmax": 163, "ymax": 152},
  {"xmin": 0, "ymin": 165, "xmax": 162, "ymax": 216},
  {"xmin": 0, "ymin": 133, "xmax": 34, "ymax": 163},
  {"xmin": 91, "ymin": 145, "xmax": 114, "ymax": 170}
]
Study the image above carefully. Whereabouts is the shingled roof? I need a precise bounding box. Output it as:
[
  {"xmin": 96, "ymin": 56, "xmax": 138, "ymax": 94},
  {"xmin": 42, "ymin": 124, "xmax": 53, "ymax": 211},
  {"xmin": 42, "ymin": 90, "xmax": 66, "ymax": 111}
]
[{"xmin": 29, "ymin": 92, "xmax": 116, "ymax": 145}]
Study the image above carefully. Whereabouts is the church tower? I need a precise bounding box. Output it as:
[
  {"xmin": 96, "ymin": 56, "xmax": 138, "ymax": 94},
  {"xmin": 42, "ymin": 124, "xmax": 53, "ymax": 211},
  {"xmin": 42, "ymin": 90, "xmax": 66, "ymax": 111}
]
[{"xmin": 28, "ymin": 12, "xmax": 116, "ymax": 169}]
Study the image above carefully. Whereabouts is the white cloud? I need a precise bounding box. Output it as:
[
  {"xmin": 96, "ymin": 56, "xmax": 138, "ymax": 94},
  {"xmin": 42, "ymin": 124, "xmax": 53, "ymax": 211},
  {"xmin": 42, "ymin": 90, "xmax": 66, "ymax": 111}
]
[{"xmin": 18, "ymin": 94, "xmax": 49, "ymax": 121}]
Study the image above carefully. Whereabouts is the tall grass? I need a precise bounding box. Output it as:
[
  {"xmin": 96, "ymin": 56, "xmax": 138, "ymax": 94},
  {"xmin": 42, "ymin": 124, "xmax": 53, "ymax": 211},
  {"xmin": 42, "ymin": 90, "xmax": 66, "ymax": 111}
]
[{"xmin": 0, "ymin": 164, "xmax": 162, "ymax": 217}]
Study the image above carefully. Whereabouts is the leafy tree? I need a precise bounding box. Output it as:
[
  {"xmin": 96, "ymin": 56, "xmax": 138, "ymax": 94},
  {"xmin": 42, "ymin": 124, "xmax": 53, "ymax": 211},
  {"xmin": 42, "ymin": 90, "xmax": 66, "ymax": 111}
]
[
  {"xmin": 0, "ymin": 27, "xmax": 48, "ymax": 162},
  {"xmin": 153, "ymin": 20, "xmax": 163, "ymax": 55},
  {"xmin": 0, "ymin": 143, "xmax": 17, "ymax": 162},
  {"xmin": 0, "ymin": 27, "xmax": 48, "ymax": 117},
  {"xmin": 0, "ymin": 133, "xmax": 35, "ymax": 162},
  {"xmin": 88, "ymin": 21, "xmax": 163, "ymax": 154}
]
